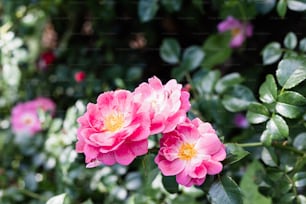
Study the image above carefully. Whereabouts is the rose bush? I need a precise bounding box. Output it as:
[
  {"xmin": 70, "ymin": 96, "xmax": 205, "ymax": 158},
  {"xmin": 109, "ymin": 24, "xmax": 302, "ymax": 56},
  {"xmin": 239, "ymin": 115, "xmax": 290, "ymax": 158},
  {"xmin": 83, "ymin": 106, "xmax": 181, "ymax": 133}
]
[{"xmin": 0, "ymin": 1, "xmax": 306, "ymax": 204}]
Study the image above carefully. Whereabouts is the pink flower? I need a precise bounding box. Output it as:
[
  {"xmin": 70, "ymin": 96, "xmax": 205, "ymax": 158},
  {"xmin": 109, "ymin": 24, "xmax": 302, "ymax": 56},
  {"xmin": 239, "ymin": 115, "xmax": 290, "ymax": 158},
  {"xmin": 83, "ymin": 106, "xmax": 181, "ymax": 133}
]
[
  {"xmin": 134, "ymin": 76, "xmax": 190, "ymax": 134},
  {"xmin": 76, "ymin": 90, "xmax": 151, "ymax": 167},
  {"xmin": 217, "ymin": 16, "xmax": 253, "ymax": 48},
  {"xmin": 11, "ymin": 102, "xmax": 41, "ymax": 135},
  {"xmin": 74, "ymin": 71, "xmax": 86, "ymax": 83},
  {"xmin": 11, "ymin": 97, "xmax": 56, "ymax": 136},
  {"xmin": 33, "ymin": 97, "xmax": 56, "ymax": 115},
  {"xmin": 155, "ymin": 118, "xmax": 226, "ymax": 187}
]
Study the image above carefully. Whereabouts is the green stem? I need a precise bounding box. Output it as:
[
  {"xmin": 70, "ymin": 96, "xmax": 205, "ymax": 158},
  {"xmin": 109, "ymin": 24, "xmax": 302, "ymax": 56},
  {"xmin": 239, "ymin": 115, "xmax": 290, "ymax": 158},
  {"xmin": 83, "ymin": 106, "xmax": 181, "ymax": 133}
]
[
  {"xmin": 272, "ymin": 142, "xmax": 305, "ymax": 156},
  {"xmin": 236, "ymin": 142, "xmax": 263, "ymax": 147},
  {"xmin": 19, "ymin": 189, "xmax": 46, "ymax": 201},
  {"xmin": 236, "ymin": 141, "xmax": 306, "ymax": 156}
]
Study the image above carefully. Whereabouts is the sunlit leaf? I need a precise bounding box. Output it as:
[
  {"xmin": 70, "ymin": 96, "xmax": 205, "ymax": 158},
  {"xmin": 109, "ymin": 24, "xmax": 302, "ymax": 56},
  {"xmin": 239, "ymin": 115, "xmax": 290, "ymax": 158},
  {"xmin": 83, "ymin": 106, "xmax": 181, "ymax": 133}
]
[
  {"xmin": 160, "ymin": 38, "xmax": 180, "ymax": 64},
  {"xmin": 222, "ymin": 85, "xmax": 256, "ymax": 112},
  {"xmin": 262, "ymin": 42, "xmax": 282, "ymax": 65},
  {"xmin": 293, "ymin": 133, "xmax": 306, "ymax": 150},
  {"xmin": 276, "ymin": 58, "xmax": 306, "ymax": 89},
  {"xmin": 276, "ymin": 91, "xmax": 306, "ymax": 118},
  {"xmin": 259, "ymin": 74, "xmax": 277, "ymax": 104},
  {"xmin": 247, "ymin": 102, "xmax": 270, "ymax": 124},
  {"xmin": 261, "ymin": 147, "xmax": 278, "ymax": 167},
  {"xmin": 266, "ymin": 114, "xmax": 289, "ymax": 139},
  {"xmin": 284, "ymin": 32, "xmax": 297, "ymax": 49},
  {"xmin": 138, "ymin": 0, "xmax": 159, "ymax": 22},
  {"xmin": 46, "ymin": 193, "xmax": 66, "ymax": 204}
]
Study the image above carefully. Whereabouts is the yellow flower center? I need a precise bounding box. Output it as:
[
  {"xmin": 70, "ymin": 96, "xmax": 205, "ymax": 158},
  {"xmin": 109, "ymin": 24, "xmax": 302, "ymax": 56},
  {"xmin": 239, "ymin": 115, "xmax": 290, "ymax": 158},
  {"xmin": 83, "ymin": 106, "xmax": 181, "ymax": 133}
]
[
  {"xmin": 23, "ymin": 117, "xmax": 33, "ymax": 125},
  {"xmin": 104, "ymin": 112, "xmax": 125, "ymax": 132},
  {"xmin": 178, "ymin": 143, "xmax": 197, "ymax": 160},
  {"xmin": 231, "ymin": 28, "xmax": 241, "ymax": 37}
]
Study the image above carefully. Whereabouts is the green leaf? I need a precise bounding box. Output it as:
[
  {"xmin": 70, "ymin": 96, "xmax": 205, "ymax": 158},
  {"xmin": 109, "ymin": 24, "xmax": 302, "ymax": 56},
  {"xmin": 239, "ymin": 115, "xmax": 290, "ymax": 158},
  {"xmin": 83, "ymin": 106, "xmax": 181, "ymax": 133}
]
[
  {"xmin": 299, "ymin": 38, "xmax": 306, "ymax": 52},
  {"xmin": 259, "ymin": 74, "xmax": 278, "ymax": 104},
  {"xmin": 162, "ymin": 175, "xmax": 179, "ymax": 194},
  {"xmin": 255, "ymin": 0, "xmax": 276, "ymax": 15},
  {"xmin": 277, "ymin": 0, "xmax": 287, "ymax": 18},
  {"xmin": 261, "ymin": 147, "xmax": 278, "ymax": 167},
  {"xmin": 276, "ymin": 91, "xmax": 306, "ymax": 118},
  {"xmin": 276, "ymin": 58, "xmax": 306, "ymax": 89},
  {"xmin": 293, "ymin": 172, "xmax": 306, "ymax": 187},
  {"xmin": 182, "ymin": 46, "xmax": 205, "ymax": 71},
  {"xmin": 223, "ymin": 143, "xmax": 250, "ymax": 165},
  {"xmin": 160, "ymin": 38, "xmax": 180, "ymax": 64},
  {"xmin": 46, "ymin": 193, "xmax": 66, "ymax": 204},
  {"xmin": 262, "ymin": 42, "xmax": 282, "ymax": 65},
  {"xmin": 240, "ymin": 161, "xmax": 272, "ymax": 204},
  {"xmin": 171, "ymin": 65, "xmax": 187, "ymax": 81},
  {"xmin": 161, "ymin": 0, "xmax": 182, "ymax": 12},
  {"xmin": 222, "ymin": 85, "xmax": 256, "ymax": 112},
  {"xmin": 293, "ymin": 133, "xmax": 306, "ymax": 150},
  {"xmin": 287, "ymin": 0, "xmax": 306, "ymax": 11},
  {"xmin": 266, "ymin": 114, "xmax": 289, "ymax": 139},
  {"xmin": 284, "ymin": 32, "xmax": 298, "ymax": 49},
  {"xmin": 193, "ymin": 70, "xmax": 221, "ymax": 94},
  {"xmin": 209, "ymin": 176, "xmax": 243, "ymax": 204},
  {"xmin": 215, "ymin": 73, "xmax": 244, "ymax": 94},
  {"xmin": 202, "ymin": 34, "xmax": 232, "ymax": 68},
  {"xmin": 138, "ymin": 0, "xmax": 159, "ymax": 22},
  {"xmin": 247, "ymin": 102, "xmax": 270, "ymax": 124}
]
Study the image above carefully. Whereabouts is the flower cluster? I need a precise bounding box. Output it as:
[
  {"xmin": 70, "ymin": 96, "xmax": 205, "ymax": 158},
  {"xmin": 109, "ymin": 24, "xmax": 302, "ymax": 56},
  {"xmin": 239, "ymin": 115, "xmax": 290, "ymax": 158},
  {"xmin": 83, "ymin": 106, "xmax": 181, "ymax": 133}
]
[
  {"xmin": 76, "ymin": 76, "xmax": 226, "ymax": 186},
  {"xmin": 11, "ymin": 97, "xmax": 56, "ymax": 136}
]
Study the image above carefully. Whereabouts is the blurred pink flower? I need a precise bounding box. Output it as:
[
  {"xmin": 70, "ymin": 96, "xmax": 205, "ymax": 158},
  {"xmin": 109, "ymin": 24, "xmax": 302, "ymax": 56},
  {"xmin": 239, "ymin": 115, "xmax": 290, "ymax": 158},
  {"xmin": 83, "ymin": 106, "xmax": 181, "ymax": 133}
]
[
  {"xmin": 33, "ymin": 97, "xmax": 56, "ymax": 115},
  {"xmin": 11, "ymin": 97, "xmax": 55, "ymax": 136},
  {"xmin": 134, "ymin": 76, "xmax": 190, "ymax": 134},
  {"xmin": 217, "ymin": 16, "xmax": 253, "ymax": 48},
  {"xmin": 76, "ymin": 90, "xmax": 151, "ymax": 167},
  {"xmin": 74, "ymin": 71, "xmax": 86, "ymax": 83},
  {"xmin": 234, "ymin": 113, "xmax": 249, "ymax": 128},
  {"xmin": 155, "ymin": 118, "xmax": 226, "ymax": 187}
]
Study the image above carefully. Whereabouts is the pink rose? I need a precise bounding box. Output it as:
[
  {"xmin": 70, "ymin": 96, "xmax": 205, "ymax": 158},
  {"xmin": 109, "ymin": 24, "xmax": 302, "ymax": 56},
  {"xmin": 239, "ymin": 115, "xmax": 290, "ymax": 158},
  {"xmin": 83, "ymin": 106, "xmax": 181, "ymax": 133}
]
[
  {"xmin": 11, "ymin": 97, "xmax": 56, "ymax": 136},
  {"xmin": 76, "ymin": 90, "xmax": 151, "ymax": 167},
  {"xmin": 155, "ymin": 118, "xmax": 226, "ymax": 187},
  {"xmin": 33, "ymin": 97, "xmax": 56, "ymax": 115},
  {"xmin": 134, "ymin": 76, "xmax": 190, "ymax": 134},
  {"xmin": 217, "ymin": 16, "xmax": 253, "ymax": 48}
]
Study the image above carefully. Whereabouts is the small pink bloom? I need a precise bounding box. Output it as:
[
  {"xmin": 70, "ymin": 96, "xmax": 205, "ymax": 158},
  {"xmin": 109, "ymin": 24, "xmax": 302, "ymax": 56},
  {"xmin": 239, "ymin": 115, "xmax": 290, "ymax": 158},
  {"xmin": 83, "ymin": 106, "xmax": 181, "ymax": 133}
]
[
  {"xmin": 134, "ymin": 76, "xmax": 190, "ymax": 134},
  {"xmin": 74, "ymin": 71, "xmax": 86, "ymax": 83},
  {"xmin": 11, "ymin": 97, "xmax": 56, "ymax": 136},
  {"xmin": 33, "ymin": 97, "xmax": 56, "ymax": 115},
  {"xmin": 217, "ymin": 16, "xmax": 253, "ymax": 48},
  {"xmin": 155, "ymin": 118, "xmax": 226, "ymax": 187},
  {"xmin": 76, "ymin": 90, "xmax": 151, "ymax": 167},
  {"xmin": 234, "ymin": 113, "xmax": 249, "ymax": 128}
]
